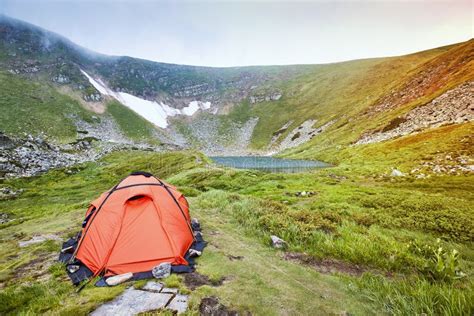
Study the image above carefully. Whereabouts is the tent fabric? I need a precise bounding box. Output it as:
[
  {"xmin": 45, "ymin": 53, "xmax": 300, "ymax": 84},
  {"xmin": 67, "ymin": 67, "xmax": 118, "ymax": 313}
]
[
  {"xmin": 71, "ymin": 173, "xmax": 195, "ymax": 277},
  {"xmin": 93, "ymin": 220, "xmax": 207, "ymax": 287}
]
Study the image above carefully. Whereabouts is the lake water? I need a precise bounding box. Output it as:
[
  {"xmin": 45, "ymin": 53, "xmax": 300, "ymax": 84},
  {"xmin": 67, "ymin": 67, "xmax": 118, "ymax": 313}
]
[{"xmin": 210, "ymin": 156, "xmax": 330, "ymax": 173}]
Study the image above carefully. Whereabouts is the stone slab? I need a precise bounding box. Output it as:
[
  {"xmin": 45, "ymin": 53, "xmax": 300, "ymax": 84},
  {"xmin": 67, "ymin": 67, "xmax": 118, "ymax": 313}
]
[
  {"xmin": 142, "ymin": 281, "xmax": 164, "ymax": 292},
  {"xmin": 90, "ymin": 287, "xmax": 173, "ymax": 316},
  {"xmin": 167, "ymin": 294, "xmax": 189, "ymax": 314}
]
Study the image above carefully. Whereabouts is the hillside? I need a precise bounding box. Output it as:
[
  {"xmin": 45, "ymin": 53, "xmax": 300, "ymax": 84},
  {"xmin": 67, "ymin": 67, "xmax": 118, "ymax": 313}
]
[
  {"xmin": 282, "ymin": 39, "xmax": 474, "ymax": 176},
  {"xmin": 2, "ymin": 15, "xmax": 472, "ymax": 160}
]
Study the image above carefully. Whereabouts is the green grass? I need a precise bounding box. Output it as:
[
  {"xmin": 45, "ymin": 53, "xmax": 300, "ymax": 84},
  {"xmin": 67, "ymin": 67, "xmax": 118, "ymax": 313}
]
[
  {"xmin": 279, "ymin": 40, "xmax": 473, "ymax": 162},
  {"xmin": 284, "ymin": 121, "xmax": 474, "ymax": 177},
  {"xmin": 0, "ymin": 71, "xmax": 94, "ymax": 143},
  {"xmin": 0, "ymin": 70, "xmax": 164, "ymax": 145},
  {"xmin": 1, "ymin": 150, "xmax": 473, "ymax": 315},
  {"xmin": 106, "ymin": 100, "xmax": 161, "ymax": 144},
  {"xmin": 238, "ymin": 43, "xmax": 455, "ymax": 150},
  {"xmin": 349, "ymin": 274, "xmax": 473, "ymax": 315}
]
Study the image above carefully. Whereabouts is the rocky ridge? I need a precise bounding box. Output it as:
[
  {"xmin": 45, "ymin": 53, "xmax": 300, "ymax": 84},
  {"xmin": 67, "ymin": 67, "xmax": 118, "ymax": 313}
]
[
  {"xmin": 175, "ymin": 115, "xmax": 260, "ymax": 156},
  {"xmin": 357, "ymin": 81, "xmax": 474, "ymax": 145},
  {"xmin": 0, "ymin": 16, "xmax": 303, "ymax": 117},
  {"xmin": 0, "ymin": 132, "xmax": 167, "ymax": 178},
  {"xmin": 273, "ymin": 119, "xmax": 335, "ymax": 152},
  {"xmin": 366, "ymin": 40, "xmax": 473, "ymax": 116}
]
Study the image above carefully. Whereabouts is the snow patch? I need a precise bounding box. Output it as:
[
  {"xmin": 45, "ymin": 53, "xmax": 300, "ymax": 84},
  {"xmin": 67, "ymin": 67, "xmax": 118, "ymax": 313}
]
[
  {"xmin": 80, "ymin": 69, "xmax": 212, "ymax": 128},
  {"xmin": 80, "ymin": 69, "xmax": 113, "ymax": 96},
  {"xmin": 115, "ymin": 92, "xmax": 170, "ymax": 128},
  {"xmin": 181, "ymin": 101, "xmax": 211, "ymax": 116}
]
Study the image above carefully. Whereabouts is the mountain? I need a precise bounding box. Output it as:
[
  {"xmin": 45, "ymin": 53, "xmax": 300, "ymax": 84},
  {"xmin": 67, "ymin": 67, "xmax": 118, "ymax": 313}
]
[{"xmin": 1, "ymin": 15, "xmax": 473, "ymax": 169}]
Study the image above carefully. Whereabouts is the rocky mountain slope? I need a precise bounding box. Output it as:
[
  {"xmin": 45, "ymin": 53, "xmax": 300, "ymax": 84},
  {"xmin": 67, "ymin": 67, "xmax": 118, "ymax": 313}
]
[
  {"xmin": 0, "ymin": 15, "xmax": 311, "ymax": 152},
  {"xmin": 1, "ymin": 15, "xmax": 473, "ymax": 176}
]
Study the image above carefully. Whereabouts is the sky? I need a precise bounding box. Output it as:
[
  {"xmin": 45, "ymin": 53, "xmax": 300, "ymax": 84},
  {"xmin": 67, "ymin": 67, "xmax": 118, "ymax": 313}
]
[{"xmin": 0, "ymin": 0, "xmax": 472, "ymax": 67}]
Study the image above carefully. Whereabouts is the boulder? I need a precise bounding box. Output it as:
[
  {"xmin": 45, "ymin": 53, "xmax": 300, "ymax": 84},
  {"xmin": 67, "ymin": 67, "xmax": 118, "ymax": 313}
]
[
  {"xmin": 152, "ymin": 262, "xmax": 171, "ymax": 279},
  {"xmin": 390, "ymin": 169, "xmax": 404, "ymax": 177},
  {"xmin": 270, "ymin": 235, "xmax": 286, "ymax": 249}
]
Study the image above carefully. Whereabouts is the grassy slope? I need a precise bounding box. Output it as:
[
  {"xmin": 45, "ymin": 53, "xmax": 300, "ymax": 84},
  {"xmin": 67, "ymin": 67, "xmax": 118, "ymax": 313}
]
[
  {"xmin": 281, "ymin": 40, "xmax": 474, "ymax": 167},
  {"xmin": 229, "ymin": 43, "xmax": 454, "ymax": 149},
  {"xmin": 106, "ymin": 100, "xmax": 161, "ymax": 144},
  {"xmin": 1, "ymin": 151, "xmax": 473, "ymax": 315},
  {"xmin": 0, "ymin": 69, "xmax": 164, "ymax": 144},
  {"xmin": 0, "ymin": 71, "xmax": 94, "ymax": 143}
]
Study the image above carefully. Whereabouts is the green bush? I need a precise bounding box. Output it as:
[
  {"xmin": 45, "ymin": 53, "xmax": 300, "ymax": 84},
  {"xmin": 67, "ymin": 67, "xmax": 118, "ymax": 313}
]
[{"xmin": 409, "ymin": 238, "xmax": 466, "ymax": 282}]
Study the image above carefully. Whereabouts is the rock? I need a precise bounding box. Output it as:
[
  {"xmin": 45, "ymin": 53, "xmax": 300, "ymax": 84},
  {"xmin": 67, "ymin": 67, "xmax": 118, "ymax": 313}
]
[
  {"xmin": 167, "ymin": 294, "xmax": 189, "ymax": 314},
  {"xmin": 390, "ymin": 169, "xmax": 404, "ymax": 177},
  {"xmin": 18, "ymin": 234, "xmax": 62, "ymax": 247},
  {"xmin": 90, "ymin": 287, "xmax": 173, "ymax": 316},
  {"xmin": 0, "ymin": 213, "xmax": 9, "ymax": 224},
  {"xmin": 357, "ymin": 81, "xmax": 474, "ymax": 145},
  {"xmin": 0, "ymin": 187, "xmax": 23, "ymax": 200},
  {"xmin": 142, "ymin": 281, "xmax": 164, "ymax": 292},
  {"xmin": 0, "ymin": 127, "xmax": 168, "ymax": 179},
  {"xmin": 191, "ymin": 218, "xmax": 200, "ymax": 226},
  {"xmin": 52, "ymin": 74, "xmax": 70, "ymax": 84},
  {"xmin": 270, "ymin": 235, "xmax": 286, "ymax": 249},
  {"xmin": 277, "ymin": 119, "xmax": 335, "ymax": 151},
  {"xmin": 105, "ymin": 272, "xmax": 133, "ymax": 286},
  {"xmin": 152, "ymin": 262, "xmax": 171, "ymax": 279},
  {"xmin": 295, "ymin": 191, "xmax": 315, "ymax": 197},
  {"xmin": 249, "ymin": 91, "xmax": 282, "ymax": 104},
  {"xmin": 83, "ymin": 92, "xmax": 102, "ymax": 102}
]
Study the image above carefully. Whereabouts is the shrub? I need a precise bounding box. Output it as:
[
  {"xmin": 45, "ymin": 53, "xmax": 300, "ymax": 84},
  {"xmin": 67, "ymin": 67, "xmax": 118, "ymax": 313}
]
[{"xmin": 408, "ymin": 238, "xmax": 466, "ymax": 282}]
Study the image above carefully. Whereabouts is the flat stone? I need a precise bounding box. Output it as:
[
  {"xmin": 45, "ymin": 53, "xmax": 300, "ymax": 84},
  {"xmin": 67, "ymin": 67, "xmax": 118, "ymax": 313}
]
[
  {"xmin": 90, "ymin": 287, "xmax": 173, "ymax": 316},
  {"xmin": 18, "ymin": 234, "xmax": 62, "ymax": 247},
  {"xmin": 142, "ymin": 281, "xmax": 164, "ymax": 292},
  {"xmin": 167, "ymin": 294, "xmax": 189, "ymax": 314}
]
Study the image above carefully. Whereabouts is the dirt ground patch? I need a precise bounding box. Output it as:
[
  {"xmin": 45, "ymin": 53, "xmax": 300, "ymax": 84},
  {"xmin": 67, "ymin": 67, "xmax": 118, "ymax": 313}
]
[
  {"xmin": 183, "ymin": 272, "xmax": 225, "ymax": 290},
  {"xmin": 227, "ymin": 255, "xmax": 244, "ymax": 261},
  {"xmin": 199, "ymin": 296, "xmax": 242, "ymax": 316},
  {"xmin": 283, "ymin": 252, "xmax": 370, "ymax": 277},
  {"xmin": 14, "ymin": 252, "xmax": 57, "ymax": 281}
]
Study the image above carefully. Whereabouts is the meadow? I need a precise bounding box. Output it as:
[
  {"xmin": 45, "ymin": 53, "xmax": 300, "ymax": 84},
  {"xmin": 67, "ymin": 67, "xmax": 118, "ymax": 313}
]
[{"xmin": 0, "ymin": 150, "xmax": 472, "ymax": 315}]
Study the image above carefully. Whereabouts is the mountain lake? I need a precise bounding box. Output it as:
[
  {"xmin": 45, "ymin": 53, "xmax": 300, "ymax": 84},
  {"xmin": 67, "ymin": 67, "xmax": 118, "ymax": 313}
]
[{"xmin": 210, "ymin": 156, "xmax": 330, "ymax": 173}]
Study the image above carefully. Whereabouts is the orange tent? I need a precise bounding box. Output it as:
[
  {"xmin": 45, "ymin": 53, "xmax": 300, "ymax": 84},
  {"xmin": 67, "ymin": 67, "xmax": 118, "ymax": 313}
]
[{"xmin": 70, "ymin": 172, "xmax": 195, "ymax": 278}]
